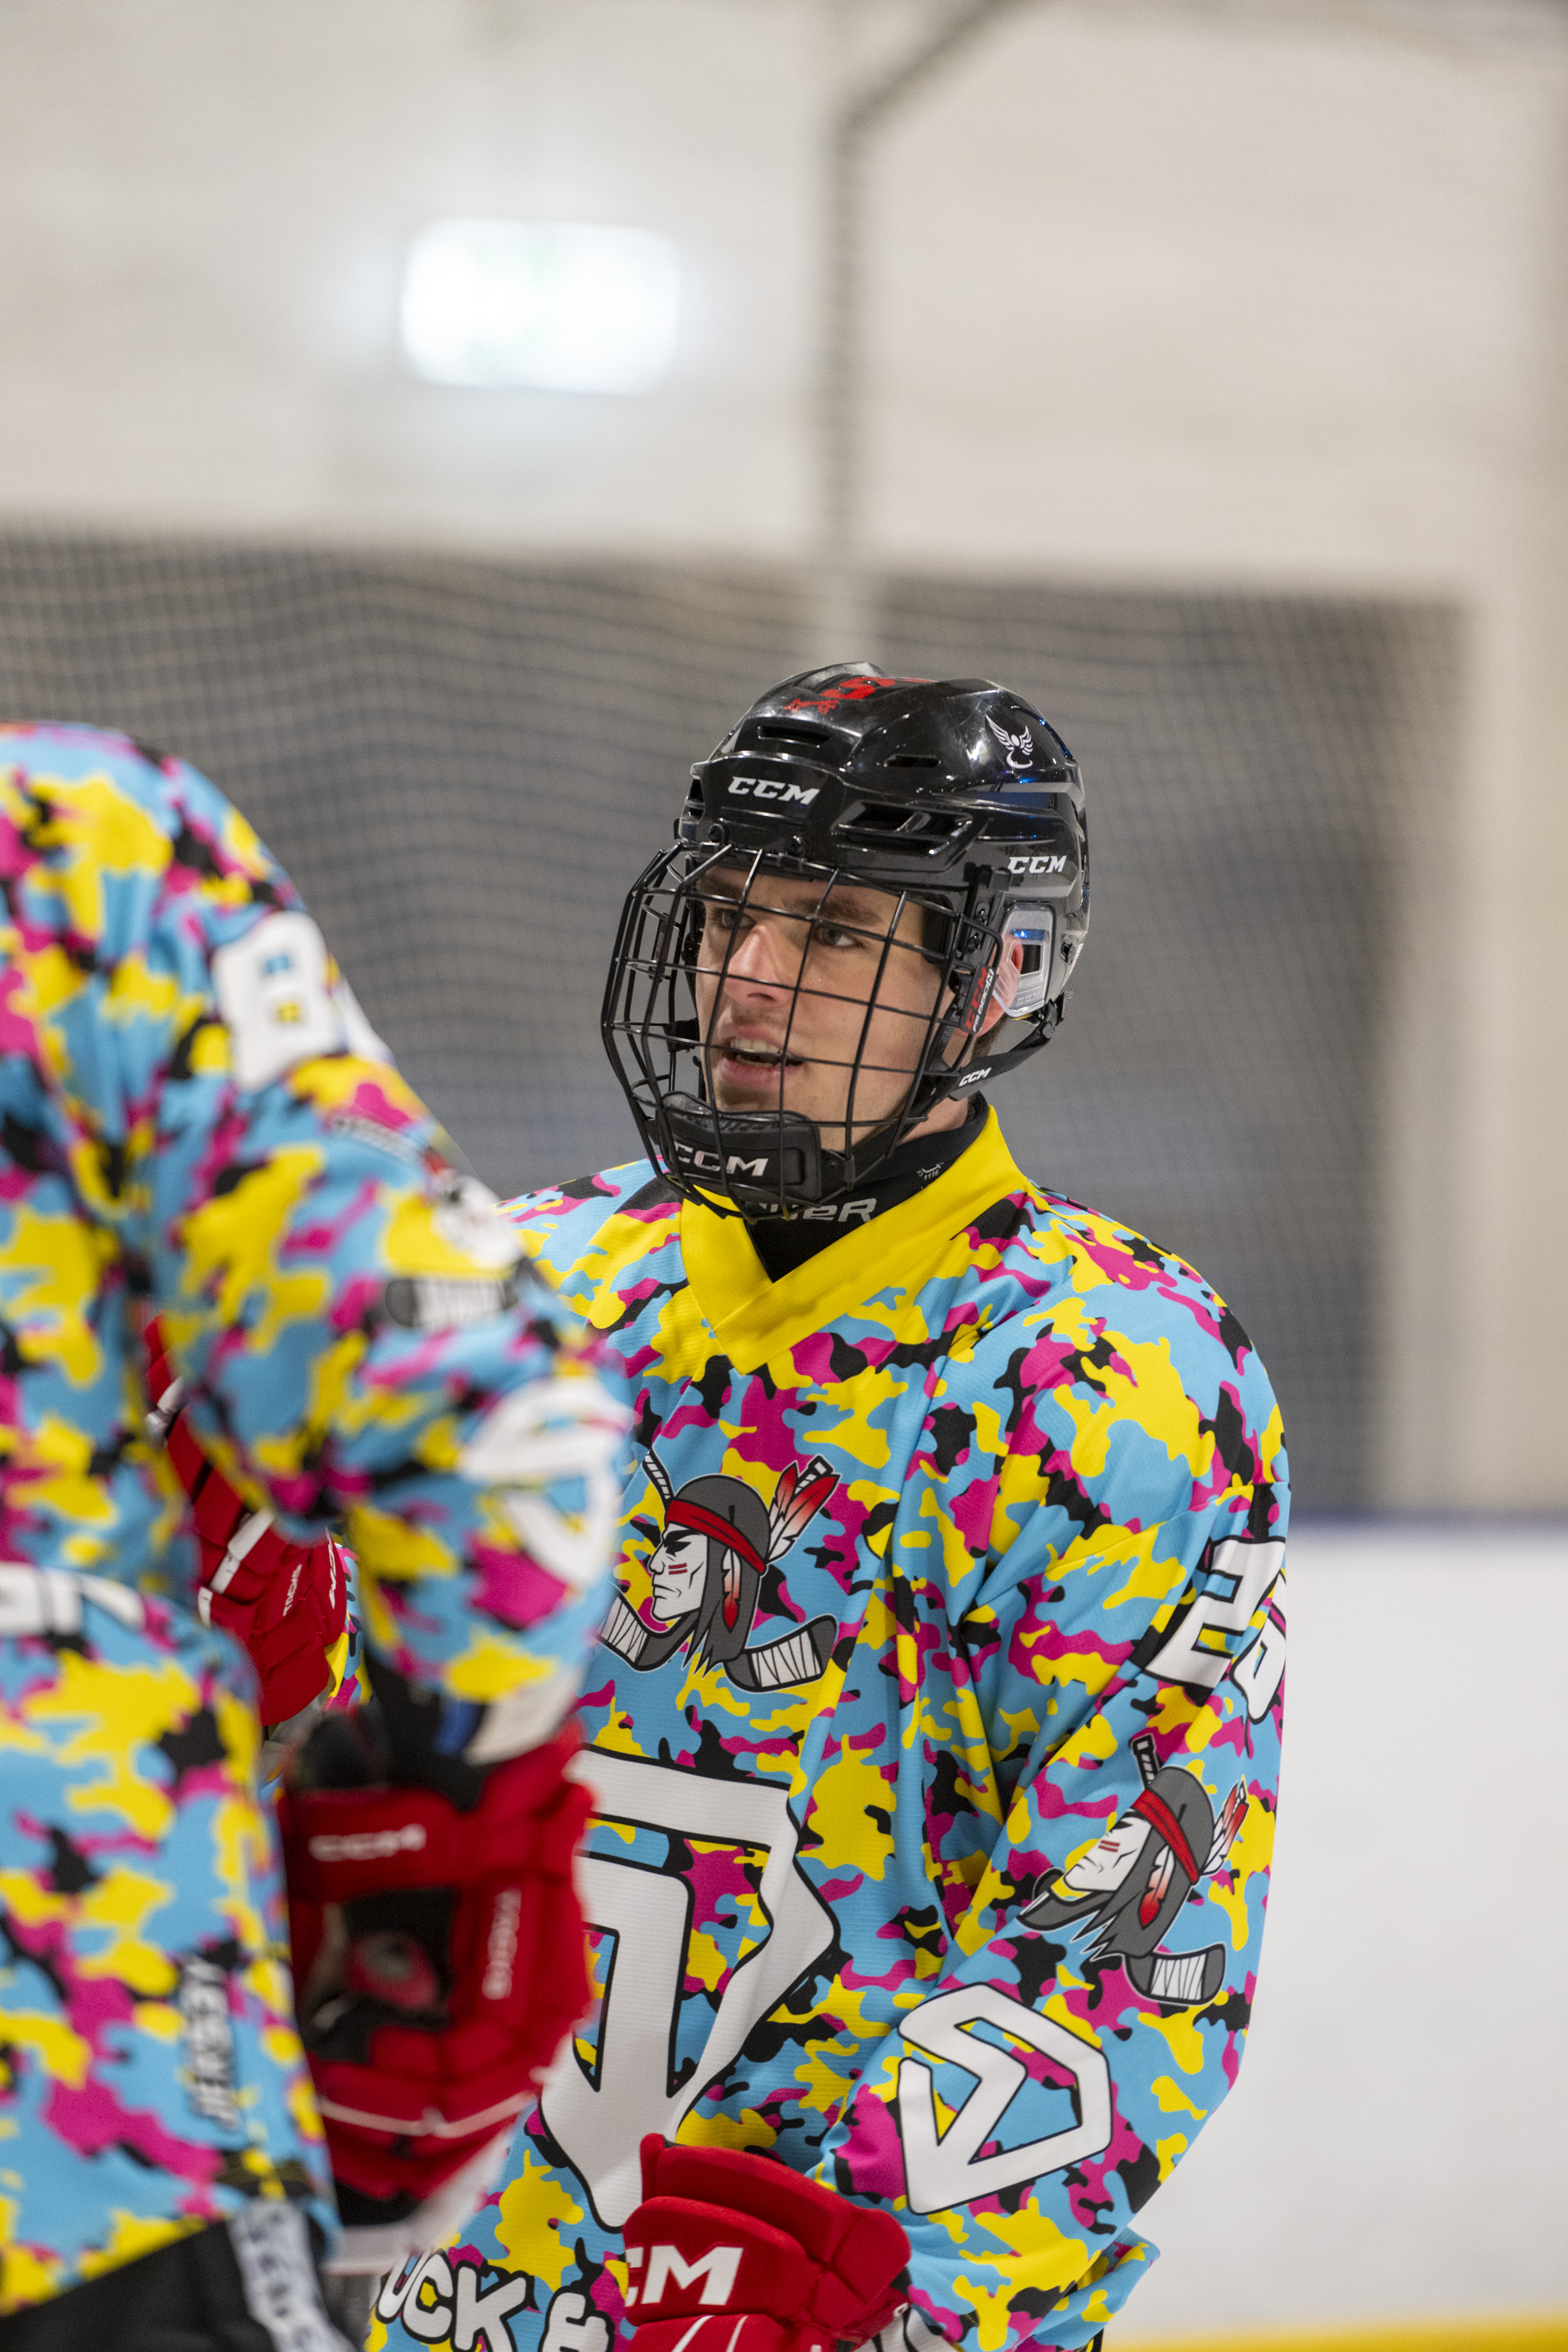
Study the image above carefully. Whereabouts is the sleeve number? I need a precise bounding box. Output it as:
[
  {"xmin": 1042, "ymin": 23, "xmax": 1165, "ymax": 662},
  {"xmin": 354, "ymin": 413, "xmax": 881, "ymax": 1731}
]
[
  {"xmin": 212, "ymin": 910, "xmax": 379, "ymax": 1092},
  {"xmin": 1146, "ymin": 1537, "xmax": 1286, "ymax": 1712}
]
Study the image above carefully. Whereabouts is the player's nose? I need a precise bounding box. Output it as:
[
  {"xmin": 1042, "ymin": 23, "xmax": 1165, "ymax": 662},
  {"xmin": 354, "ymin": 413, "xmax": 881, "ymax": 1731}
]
[{"xmin": 721, "ymin": 914, "xmax": 798, "ymax": 992}]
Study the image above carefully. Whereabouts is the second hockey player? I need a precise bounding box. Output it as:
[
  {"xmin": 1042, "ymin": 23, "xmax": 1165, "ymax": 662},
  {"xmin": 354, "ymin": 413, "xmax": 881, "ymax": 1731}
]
[{"xmin": 375, "ymin": 666, "xmax": 1289, "ymax": 2352}]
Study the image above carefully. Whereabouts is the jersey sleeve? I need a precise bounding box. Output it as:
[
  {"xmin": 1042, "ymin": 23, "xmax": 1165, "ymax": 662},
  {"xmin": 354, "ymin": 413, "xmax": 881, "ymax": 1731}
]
[
  {"xmin": 811, "ymin": 1370, "xmax": 1287, "ymax": 2349},
  {"xmin": 5, "ymin": 723, "xmax": 625, "ymax": 1715}
]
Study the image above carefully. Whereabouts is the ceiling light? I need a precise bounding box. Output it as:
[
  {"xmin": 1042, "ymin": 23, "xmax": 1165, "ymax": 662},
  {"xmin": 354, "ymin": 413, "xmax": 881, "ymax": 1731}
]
[{"xmin": 401, "ymin": 220, "xmax": 679, "ymax": 394}]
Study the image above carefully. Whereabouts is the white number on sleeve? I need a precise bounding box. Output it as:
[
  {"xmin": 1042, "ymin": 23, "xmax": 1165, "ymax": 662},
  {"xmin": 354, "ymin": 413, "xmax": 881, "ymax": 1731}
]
[
  {"xmin": 1232, "ymin": 1575, "xmax": 1287, "ymax": 1720},
  {"xmin": 212, "ymin": 911, "xmax": 356, "ymax": 1091},
  {"xmin": 1147, "ymin": 1537, "xmax": 1286, "ymax": 1696}
]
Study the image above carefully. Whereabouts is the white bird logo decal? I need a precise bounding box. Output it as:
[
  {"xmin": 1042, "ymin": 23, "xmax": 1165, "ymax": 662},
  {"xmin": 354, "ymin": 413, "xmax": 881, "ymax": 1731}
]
[{"xmin": 986, "ymin": 713, "xmax": 1034, "ymax": 772}]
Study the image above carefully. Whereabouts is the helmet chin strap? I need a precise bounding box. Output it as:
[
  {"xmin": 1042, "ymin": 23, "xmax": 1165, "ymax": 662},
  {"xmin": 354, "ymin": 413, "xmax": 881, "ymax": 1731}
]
[
  {"xmin": 921, "ymin": 998, "xmax": 1062, "ymax": 1109},
  {"xmin": 906, "ymin": 932, "xmax": 1031, "ymax": 1116}
]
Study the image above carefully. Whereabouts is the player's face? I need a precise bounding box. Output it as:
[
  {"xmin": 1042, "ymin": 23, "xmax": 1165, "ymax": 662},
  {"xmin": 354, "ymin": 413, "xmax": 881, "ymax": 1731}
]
[
  {"xmin": 1061, "ymin": 1816, "xmax": 1152, "ymax": 1894},
  {"xmin": 693, "ymin": 869, "xmax": 943, "ymax": 1150},
  {"xmin": 648, "ymin": 1526, "xmax": 706, "ymax": 1623}
]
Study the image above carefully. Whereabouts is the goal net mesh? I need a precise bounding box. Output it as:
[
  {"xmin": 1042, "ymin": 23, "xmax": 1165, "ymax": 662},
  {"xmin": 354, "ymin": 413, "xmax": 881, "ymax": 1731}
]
[{"xmin": 0, "ymin": 532, "xmax": 1458, "ymax": 1510}]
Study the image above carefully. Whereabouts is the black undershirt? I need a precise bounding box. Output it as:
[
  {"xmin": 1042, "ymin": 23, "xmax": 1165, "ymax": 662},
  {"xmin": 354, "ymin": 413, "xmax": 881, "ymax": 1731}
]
[{"xmin": 746, "ymin": 1100, "xmax": 987, "ymax": 1280}]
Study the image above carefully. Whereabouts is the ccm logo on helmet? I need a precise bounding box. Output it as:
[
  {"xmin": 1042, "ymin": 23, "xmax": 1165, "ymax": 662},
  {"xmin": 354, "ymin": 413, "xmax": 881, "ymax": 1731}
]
[
  {"xmin": 623, "ymin": 2244, "xmax": 744, "ymax": 2308},
  {"xmin": 727, "ymin": 779, "xmax": 820, "ymax": 807},
  {"xmin": 307, "ymin": 1824, "xmax": 426, "ymax": 1863},
  {"xmin": 1007, "ymin": 855, "xmax": 1067, "ymax": 876}
]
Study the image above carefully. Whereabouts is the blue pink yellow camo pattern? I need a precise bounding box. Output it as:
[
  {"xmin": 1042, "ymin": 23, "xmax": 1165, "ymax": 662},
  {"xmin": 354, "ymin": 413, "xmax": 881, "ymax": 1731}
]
[
  {"xmin": 372, "ymin": 1114, "xmax": 1288, "ymax": 2352},
  {"xmin": 0, "ymin": 722, "xmax": 619, "ymax": 2314}
]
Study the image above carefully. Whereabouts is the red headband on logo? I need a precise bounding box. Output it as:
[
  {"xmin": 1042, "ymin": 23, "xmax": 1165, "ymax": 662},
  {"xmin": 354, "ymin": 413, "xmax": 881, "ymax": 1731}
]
[
  {"xmin": 663, "ymin": 1499, "xmax": 768, "ymax": 1581},
  {"xmin": 1131, "ymin": 1788, "xmax": 1200, "ymax": 1887}
]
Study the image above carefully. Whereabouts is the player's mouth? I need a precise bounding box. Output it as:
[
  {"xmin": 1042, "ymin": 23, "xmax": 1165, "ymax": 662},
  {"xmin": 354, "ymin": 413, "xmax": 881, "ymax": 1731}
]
[{"xmin": 713, "ymin": 1036, "xmax": 806, "ymax": 1093}]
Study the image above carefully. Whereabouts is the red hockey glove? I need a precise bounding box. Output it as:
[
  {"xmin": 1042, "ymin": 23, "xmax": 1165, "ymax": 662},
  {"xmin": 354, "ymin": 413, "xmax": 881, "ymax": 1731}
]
[
  {"xmin": 276, "ymin": 1726, "xmax": 592, "ymax": 2218},
  {"xmin": 623, "ymin": 2140, "xmax": 910, "ymax": 2352},
  {"xmin": 144, "ymin": 1316, "xmax": 349, "ymax": 1727}
]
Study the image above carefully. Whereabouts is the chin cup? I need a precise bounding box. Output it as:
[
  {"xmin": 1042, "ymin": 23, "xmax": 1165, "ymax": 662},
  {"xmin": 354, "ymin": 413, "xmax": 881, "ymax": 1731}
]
[{"xmin": 659, "ymin": 1093, "xmax": 824, "ymax": 1207}]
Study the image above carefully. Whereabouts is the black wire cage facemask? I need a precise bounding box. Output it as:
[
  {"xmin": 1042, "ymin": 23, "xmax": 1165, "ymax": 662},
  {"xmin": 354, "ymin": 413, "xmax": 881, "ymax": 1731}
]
[
  {"xmin": 600, "ymin": 666, "xmax": 1091, "ymax": 1217},
  {"xmin": 603, "ymin": 842, "xmax": 1074, "ymax": 1215}
]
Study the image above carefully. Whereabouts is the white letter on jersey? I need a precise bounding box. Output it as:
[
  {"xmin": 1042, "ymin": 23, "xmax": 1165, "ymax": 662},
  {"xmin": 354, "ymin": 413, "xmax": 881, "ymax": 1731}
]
[
  {"xmin": 1147, "ymin": 1538, "xmax": 1286, "ymax": 1697},
  {"xmin": 896, "ymin": 1984, "xmax": 1112, "ymax": 2215},
  {"xmin": 539, "ymin": 2288, "xmax": 612, "ymax": 2352},
  {"xmin": 539, "ymin": 1752, "xmax": 836, "ymax": 2227},
  {"xmin": 454, "ymin": 2263, "xmax": 532, "ymax": 2352}
]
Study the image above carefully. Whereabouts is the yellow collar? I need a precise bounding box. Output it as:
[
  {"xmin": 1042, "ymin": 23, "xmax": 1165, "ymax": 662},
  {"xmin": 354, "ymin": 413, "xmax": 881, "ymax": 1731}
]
[{"xmin": 679, "ymin": 1109, "xmax": 1031, "ymax": 1374}]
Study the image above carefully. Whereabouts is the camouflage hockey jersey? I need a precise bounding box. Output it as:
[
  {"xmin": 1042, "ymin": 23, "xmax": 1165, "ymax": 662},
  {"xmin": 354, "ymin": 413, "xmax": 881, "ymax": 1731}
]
[
  {"xmin": 372, "ymin": 1112, "xmax": 1288, "ymax": 2352},
  {"xmin": 0, "ymin": 724, "xmax": 620, "ymax": 2313}
]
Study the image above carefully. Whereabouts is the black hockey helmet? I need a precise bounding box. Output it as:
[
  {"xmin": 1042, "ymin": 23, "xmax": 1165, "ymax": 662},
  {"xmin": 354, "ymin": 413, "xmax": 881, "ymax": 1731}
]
[{"xmin": 601, "ymin": 662, "xmax": 1090, "ymax": 1214}]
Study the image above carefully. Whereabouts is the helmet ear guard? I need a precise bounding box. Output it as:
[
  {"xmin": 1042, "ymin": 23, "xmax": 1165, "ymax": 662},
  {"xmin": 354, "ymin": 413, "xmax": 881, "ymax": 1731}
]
[
  {"xmin": 915, "ymin": 906, "xmax": 1067, "ymax": 1119},
  {"xmin": 1003, "ymin": 902, "xmax": 1056, "ymax": 1021},
  {"xmin": 601, "ymin": 667, "xmax": 1088, "ymax": 1214}
]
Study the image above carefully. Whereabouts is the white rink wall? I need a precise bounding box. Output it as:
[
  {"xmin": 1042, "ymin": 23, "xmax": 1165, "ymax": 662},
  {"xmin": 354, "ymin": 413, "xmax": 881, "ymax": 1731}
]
[{"xmin": 1117, "ymin": 1522, "xmax": 1568, "ymax": 2341}]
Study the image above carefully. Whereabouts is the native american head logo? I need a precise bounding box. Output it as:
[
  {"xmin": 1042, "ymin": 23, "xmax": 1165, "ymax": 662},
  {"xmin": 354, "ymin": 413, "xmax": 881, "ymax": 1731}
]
[
  {"xmin": 1020, "ymin": 1734, "xmax": 1248, "ymax": 2010},
  {"xmin": 600, "ymin": 1453, "xmax": 839, "ymax": 1692}
]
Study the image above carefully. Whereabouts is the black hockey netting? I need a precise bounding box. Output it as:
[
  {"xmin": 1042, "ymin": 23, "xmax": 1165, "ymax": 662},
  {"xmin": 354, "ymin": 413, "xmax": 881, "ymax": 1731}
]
[{"xmin": 0, "ymin": 533, "xmax": 1459, "ymax": 1509}]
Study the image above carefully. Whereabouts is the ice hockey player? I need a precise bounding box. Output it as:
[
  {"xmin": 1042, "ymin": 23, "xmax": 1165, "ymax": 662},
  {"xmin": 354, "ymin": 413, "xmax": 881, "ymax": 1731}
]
[
  {"xmin": 0, "ymin": 724, "xmax": 626, "ymax": 2346},
  {"xmin": 376, "ymin": 662, "xmax": 1290, "ymax": 2352}
]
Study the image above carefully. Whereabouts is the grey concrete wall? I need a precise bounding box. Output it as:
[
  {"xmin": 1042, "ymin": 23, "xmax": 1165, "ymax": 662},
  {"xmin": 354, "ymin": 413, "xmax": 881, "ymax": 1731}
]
[{"xmin": 0, "ymin": 0, "xmax": 1555, "ymax": 579}]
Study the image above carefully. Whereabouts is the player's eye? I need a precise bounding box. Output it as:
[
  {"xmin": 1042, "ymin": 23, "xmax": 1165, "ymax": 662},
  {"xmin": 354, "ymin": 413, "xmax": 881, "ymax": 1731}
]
[
  {"xmin": 812, "ymin": 920, "xmax": 865, "ymax": 952},
  {"xmin": 705, "ymin": 902, "xmax": 744, "ymax": 935}
]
